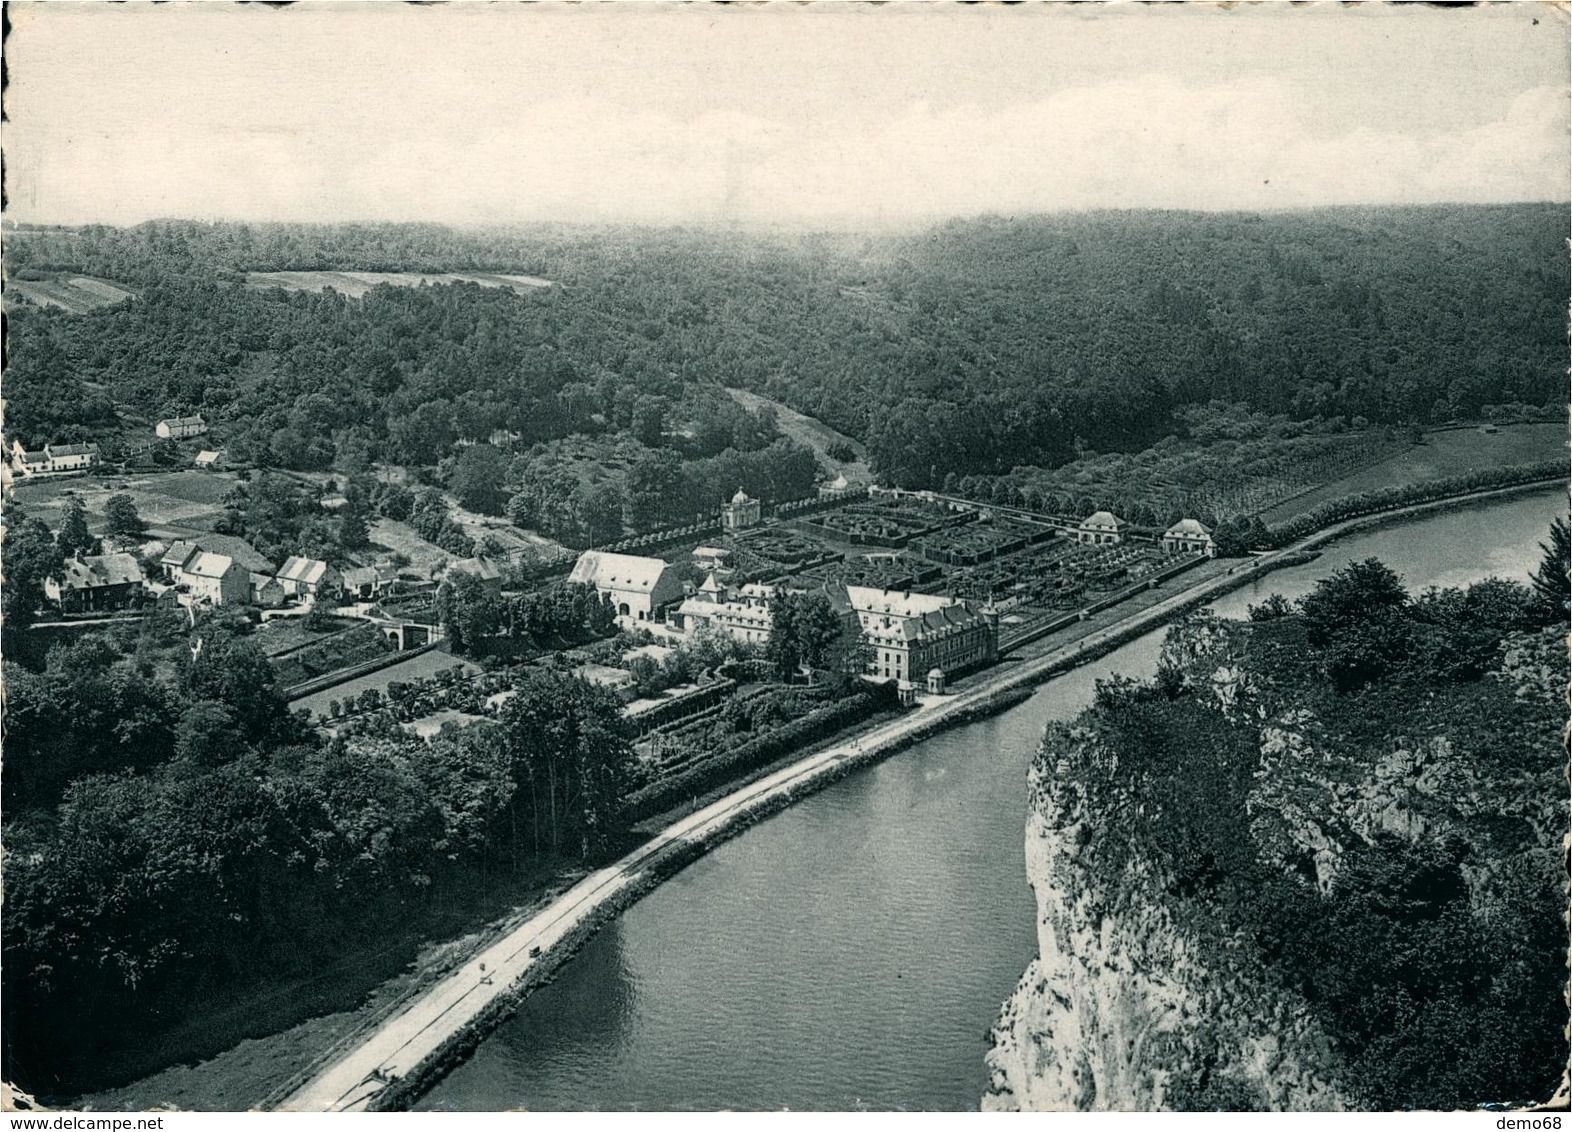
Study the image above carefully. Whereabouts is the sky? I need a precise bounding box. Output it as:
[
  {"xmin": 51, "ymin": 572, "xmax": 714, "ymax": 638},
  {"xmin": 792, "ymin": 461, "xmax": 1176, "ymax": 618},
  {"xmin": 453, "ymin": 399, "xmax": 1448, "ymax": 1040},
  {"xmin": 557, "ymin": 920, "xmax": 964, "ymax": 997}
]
[{"xmin": 3, "ymin": 1, "xmax": 1568, "ymax": 228}]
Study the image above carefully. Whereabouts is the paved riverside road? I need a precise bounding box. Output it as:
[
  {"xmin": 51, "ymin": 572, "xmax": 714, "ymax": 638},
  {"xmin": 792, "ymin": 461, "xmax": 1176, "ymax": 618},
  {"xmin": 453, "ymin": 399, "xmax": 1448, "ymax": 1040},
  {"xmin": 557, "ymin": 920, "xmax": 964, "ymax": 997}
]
[{"xmin": 278, "ymin": 479, "xmax": 1557, "ymax": 1111}]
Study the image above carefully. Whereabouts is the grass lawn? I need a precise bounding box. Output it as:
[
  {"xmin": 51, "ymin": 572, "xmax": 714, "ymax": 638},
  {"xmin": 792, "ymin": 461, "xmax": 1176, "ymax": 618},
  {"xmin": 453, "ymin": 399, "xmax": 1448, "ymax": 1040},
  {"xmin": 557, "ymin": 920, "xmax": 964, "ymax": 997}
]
[{"xmin": 1261, "ymin": 423, "xmax": 1568, "ymax": 525}]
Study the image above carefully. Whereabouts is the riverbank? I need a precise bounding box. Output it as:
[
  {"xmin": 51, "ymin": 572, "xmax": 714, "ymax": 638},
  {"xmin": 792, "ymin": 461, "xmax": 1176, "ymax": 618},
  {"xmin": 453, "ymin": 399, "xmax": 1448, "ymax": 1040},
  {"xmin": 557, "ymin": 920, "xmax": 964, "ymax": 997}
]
[{"xmin": 278, "ymin": 476, "xmax": 1565, "ymax": 1112}]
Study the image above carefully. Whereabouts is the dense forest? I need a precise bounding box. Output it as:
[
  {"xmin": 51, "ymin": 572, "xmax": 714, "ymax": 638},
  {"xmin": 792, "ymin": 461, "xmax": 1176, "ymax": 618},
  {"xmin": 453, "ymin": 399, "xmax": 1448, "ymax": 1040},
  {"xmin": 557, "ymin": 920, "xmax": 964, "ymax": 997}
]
[
  {"xmin": 1031, "ymin": 542, "xmax": 1570, "ymax": 1109},
  {"xmin": 6, "ymin": 204, "xmax": 1566, "ymax": 494}
]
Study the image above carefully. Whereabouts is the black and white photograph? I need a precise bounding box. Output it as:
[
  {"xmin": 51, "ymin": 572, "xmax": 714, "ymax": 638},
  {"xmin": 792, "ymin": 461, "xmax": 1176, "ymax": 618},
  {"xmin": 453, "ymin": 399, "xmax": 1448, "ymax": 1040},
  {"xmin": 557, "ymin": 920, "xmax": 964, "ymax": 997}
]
[{"xmin": 1, "ymin": 0, "xmax": 1568, "ymax": 1118}]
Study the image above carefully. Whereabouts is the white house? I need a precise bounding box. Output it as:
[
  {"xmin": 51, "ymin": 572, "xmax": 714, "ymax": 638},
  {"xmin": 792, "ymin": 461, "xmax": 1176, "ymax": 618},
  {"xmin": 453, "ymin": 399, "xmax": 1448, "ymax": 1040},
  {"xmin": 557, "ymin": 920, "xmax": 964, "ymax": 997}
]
[
  {"xmin": 43, "ymin": 443, "xmax": 100, "ymax": 472},
  {"xmin": 9, "ymin": 441, "xmax": 48, "ymax": 476},
  {"xmin": 1161, "ymin": 518, "xmax": 1216, "ymax": 558},
  {"xmin": 1075, "ymin": 510, "xmax": 1131, "ymax": 546},
  {"xmin": 194, "ymin": 449, "xmax": 225, "ymax": 469},
  {"xmin": 277, "ymin": 556, "xmax": 342, "ymax": 602},
  {"xmin": 568, "ymin": 550, "xmax": 684, "ymax": 625},
  {"xmin": 181, "ymin": 552, "xmax": 249, "ymax": 606},
  {"xmin": 156, "ymin": 415, "xmax": 207, "ymax": 440}
]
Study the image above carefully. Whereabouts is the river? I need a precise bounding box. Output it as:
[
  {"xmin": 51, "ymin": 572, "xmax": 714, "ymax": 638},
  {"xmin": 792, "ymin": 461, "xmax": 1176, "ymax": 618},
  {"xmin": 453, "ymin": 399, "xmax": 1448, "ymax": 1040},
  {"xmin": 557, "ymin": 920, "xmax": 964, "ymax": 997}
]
[{"xmin": 419, "ymin": 488, "xmax": 1566, "ymax": 1112}]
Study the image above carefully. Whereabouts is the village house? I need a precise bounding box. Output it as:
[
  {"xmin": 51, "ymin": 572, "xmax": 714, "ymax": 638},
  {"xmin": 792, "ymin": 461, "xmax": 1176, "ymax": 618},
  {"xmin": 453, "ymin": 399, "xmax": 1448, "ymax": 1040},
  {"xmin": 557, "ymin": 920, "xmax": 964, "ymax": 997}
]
[
  {"xmin": 446, "ymin": 555, "xmax": 503, "ymax": 596},
  {"xmin": 277, "ymin": 556, "xmax": 342, "ymax": 603},
  {"xmin": 569, "ymin": 550, "xmax": 684, "ymax": 625},
  {"xmin": 9, "ymin": 441, "xmax": 49, "ymax": 476},
  {"xmin": 44, "ymin": 443, "xmax": 100, "ymax": 473},
  {"xmin": 44, "ymin": 553, "xmax": 146, "ymax": 615},
  {"xmin": 841, "ymin": 584, "xmax": 998, "ymax": 684},
  {"xmin": 156, "ymin": 415, "xmax": 207, "ymax": 440},
  {"xmin": 252, "ymin": 573, "xmax": 287, "ymax": 607},
  {"xmin": 9, "ymin": 441, "xmax": 103, "ymax": 475},
  {"xmin": 720, "ymin": 487, "xmax": 763, "ymax": 532},
  {"xmin": 1075, "ymin": 510, "xmax": 1131, "ymax": 546},
  {"xmin": 1161, "ymin": 518, "xmax": 1217, "ymax": 557},
  {"xmin": 341, "ymin": 564, "xmax": 398, "ymax": 602},
  {"xmin": 181, "ymin": 552, "xmax": 249, "ymax": 606},
  {"xmin": 194, "ymin": 449, "xmax": 225, "ymax": 469},
  {"xmin": 674, "ymin": 574, "xmax": 775, "ymax": 645}
]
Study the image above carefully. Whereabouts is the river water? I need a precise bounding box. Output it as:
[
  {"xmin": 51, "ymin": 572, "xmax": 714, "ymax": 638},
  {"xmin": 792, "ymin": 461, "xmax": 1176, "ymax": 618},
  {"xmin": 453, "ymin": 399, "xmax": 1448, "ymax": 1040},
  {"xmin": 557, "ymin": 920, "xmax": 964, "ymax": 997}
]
[{"xmin": 420, "ymin": 489, "xmax": 1567, "ymax": 1112}]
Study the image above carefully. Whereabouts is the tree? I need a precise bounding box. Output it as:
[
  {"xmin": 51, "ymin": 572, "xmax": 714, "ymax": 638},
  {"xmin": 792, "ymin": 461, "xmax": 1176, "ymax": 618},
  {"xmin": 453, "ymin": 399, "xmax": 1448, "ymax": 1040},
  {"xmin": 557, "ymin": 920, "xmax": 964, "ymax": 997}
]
[
  {"xmin": 3, "ymin": 509, "xmax": 64, "ymax": 631},
  {"xmin": 767, "ymin": 590, "xmax": 851, "ymax": 680},
  {"xmin": 435, "ymin": 572, "xmax": 501, "ymax": 655},
  {"xmin": 57, "ymin": 496, "xmax": 99, "ymax": 558},
  {"xmin": 1299, "ymin": 558, "xmax": 1412, "ymax": 691},
  {"xmin": 447, "ymin": 444, "xmax": 509, "ymax": 516},
  {"xmin": 1529, "ymin": 516, "xmax": 1569, "ymax": 622},
  {"xmin": 104, "ymin": 493, "xmax": 145, "ymax": 544}
]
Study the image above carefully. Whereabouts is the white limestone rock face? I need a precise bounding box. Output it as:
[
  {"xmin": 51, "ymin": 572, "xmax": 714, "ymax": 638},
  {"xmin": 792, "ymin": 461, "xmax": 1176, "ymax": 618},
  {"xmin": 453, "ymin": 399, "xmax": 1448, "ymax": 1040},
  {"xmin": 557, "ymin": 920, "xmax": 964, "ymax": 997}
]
[{"xmin": 983, "ymin": 741, "xmax": 1348, "ymax": 1112}]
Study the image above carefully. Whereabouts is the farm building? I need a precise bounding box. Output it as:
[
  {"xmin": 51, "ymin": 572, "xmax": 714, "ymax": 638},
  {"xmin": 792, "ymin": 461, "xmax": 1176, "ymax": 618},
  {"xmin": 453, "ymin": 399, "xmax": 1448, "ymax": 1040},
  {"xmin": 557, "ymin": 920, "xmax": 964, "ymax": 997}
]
[
  {"xmin": 181, "ymin": 552, "xmax": 249, "ymax": 606},
  {"xmin": 194, "ymin": 449, "xmax": 225, "ymax": 469},
  {"xmin": 568, "ymin": 550, "xmax": 684, "ymax": 625},
  {"xmin": 842, "ymin": 584, "xmax": 998, "ymax": 684},
  {"xmin": 1075, "ymin": 510, "xmax": 1131, "ymax": 546},
  {"xmin": 252, "ymin": 573, "xmax": 287, "ymax": 607},
  {"xmin": 721, "ymin": 487, "xmax": 763, "ymax": 532},
  {"xmin": 277, "ymin": 556, "xmax": 342, "ymax": 602},
  {"xmin": 446, "ymin": 555, "xmax": 503, "ymax": 596},
  {"xmin": 1161, "ymin": 518, "xmax": 1216, "ymax": 557},
  {"xmin": 44, "ymin": 443, "xmax": 100, "ymax": 472},
  {"xmin": 160, "ymin": 534, "xmax": 273, "ymax": 580},
  {"xmin": 342, "ymin": 564, "xmax": 400, "ymax": 601},
  {"xmin": 156, "ymin": 415, "xmax": 207, "ymax": 440},
  {"xmin": 45, "ymin": 553, "xmax": 146, "ymax": 614},
  {"xmin": 9, "ymin": 441, "xmax": 49, "ymax": 476},
  {"xmin": 9, "ymin": 441, "xmax": 101, "ymax": 474},
  {"xmin": 674, "ymin": 575, "xmax": 775, "ymax": 645}
]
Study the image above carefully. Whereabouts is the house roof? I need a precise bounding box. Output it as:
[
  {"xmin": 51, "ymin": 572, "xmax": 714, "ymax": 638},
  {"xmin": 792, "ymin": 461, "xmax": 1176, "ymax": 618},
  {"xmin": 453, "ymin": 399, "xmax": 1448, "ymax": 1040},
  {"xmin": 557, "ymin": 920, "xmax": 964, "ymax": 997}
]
[
  {"xmin": 54, "ymin": 553, "xmax": 144, "ymax": 591},
  {"xmin": 569, "ymin": 551, "xmax": 674, "ymax": 594},
  {"xmin": 692, "ymin": 545, "xmax": 730, "ymax": 559},
  {"xmin": 1080, "ymin": 510, "xmax": 1129, "ymax": 530},
  {"xmin": 279, "ymin": 555, "xmax": 334, "ymax": 585},
  {"xmin": 449, "ymin": 556, "xmax": 501, "ymax": 582},
  {"xmin": 46, "ymin": 443, "xmax": 99, "ymax": 458},
  {"xmin": 191, "ymin": 533, "xmax": 274, "ymax": 574},
  {"xmin": 676, "ymin": 597, "xmax": 772, "ymax": 627},
  {"xmin": 342, "ymin": 566, "xmax": 379, "ymax": 588},
  {"xmin": 184, "ymin": 552, "xmax": 237, "ymax": 579},
  {"xmin": 730, "ymin": 487, "xmax": 753, "ymax": 505},
  {"xmin": 195, "ymin": 449, "xmax": 223, "ymax": 464},
  {"xmin": 1165, "ymin": 518, "xmax": 1213, "ymax": 539},
  {"xmin": 161, "ymin": 540, "xmax": 201, "ymax": 569},
  {"xmin": 158, "ymin": 415, "xmax": 205, "ymax": 428}
]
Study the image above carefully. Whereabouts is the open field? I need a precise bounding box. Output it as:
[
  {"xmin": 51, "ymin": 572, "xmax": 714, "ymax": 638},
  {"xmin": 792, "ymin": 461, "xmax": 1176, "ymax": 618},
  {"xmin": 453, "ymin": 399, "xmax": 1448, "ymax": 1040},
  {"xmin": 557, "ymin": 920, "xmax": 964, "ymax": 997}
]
[
  {"xmin": 726, "ymin": 387, "xmax": 872, "ymax": 483},
  {"xmin": 1261, "ymin": 422, "xmax": 1568, "ymax": 524},
  {"xmin": 10, "ymin": 469, "xmax": 239, "ymax": 532},
  {"xmin": 6, "ymin": 275, "xmax": 136, "ymax": 313},
  {"xmin": 247, "ymin": 271, "xmax": 552, "ymax": 298},
  {"xmin": 290, "ymin": 650, "xmax": 481, "ymax": 716}
]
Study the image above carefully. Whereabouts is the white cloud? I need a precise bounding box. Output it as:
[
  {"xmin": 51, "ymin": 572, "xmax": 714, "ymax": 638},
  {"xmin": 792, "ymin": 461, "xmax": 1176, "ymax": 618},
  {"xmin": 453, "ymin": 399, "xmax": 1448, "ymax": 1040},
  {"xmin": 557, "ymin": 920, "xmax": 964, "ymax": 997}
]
[{"xmin": 4, "ymin": 7, "xmax": 1565, "ymax": 226}]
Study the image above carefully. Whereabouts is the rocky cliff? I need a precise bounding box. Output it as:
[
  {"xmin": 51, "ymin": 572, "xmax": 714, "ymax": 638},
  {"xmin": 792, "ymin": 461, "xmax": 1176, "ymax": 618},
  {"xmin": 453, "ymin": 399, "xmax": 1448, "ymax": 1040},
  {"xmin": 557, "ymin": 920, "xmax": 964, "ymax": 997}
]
[
  {"xmin": 984, "ymin": 603, "xmax": 1568, "ymax": 1112},
  {"xmin": 982, "ymin": 732, "xmax": 1348, "ymax": 1111}
]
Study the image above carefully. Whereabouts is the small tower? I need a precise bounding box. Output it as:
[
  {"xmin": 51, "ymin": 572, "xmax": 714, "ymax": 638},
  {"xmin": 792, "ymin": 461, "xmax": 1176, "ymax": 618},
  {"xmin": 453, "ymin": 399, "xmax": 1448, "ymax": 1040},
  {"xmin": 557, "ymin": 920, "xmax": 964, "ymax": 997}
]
[{"xmin": 721, "ymin": 486, "xmax": 762, "ymax": 532}]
